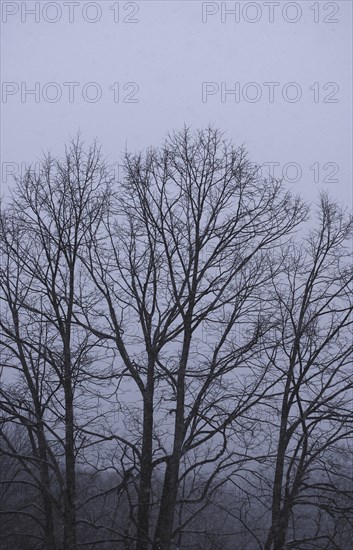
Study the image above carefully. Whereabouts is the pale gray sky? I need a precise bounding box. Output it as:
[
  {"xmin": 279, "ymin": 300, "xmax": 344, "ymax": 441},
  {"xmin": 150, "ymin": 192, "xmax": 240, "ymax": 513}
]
[{"xmin": 1, "ymin": 0, "xmax": 352, "ymax": 204}]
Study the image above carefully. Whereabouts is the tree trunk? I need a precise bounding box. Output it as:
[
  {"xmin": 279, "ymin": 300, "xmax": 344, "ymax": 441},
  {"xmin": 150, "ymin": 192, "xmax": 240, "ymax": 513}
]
[
  {"xmin": 63, "ymin": 380, "xmax": 76, "ymax": 550},
  {"xmin": 136, "ymin": 361, "xmax": 155, "ymax": 550},
  {"xmin": 265, "ymin": 362, "xmax": 293, "ymax": 550},
  {"xmin": 153, "ymin": 454, "xmax": 181, "ymax": 550},
  {"xmin": 153, "ymin": 327, "xmax": 192, "ymax": 549},
  {"xmin": 265, "ymin": 440, "xmax": 287, "ymax": 550},
  {"xmin": 37, "ymin": 428, "xmax": 57, "ymax": 550}
]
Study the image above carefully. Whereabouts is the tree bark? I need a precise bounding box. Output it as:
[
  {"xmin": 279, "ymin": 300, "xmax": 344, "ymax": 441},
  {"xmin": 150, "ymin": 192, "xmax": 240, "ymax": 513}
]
[
  {"xmin": 136, "ymin": 357, "xmax": 155, "ymax": 550},
  {"xmin": 153, "ymin": 327, "xmax": 192, "ymax": 549},
  {"xmin": 63, "ymin": 343, "xmax": 76, "ymax": 550},
  {"xmin": 37, "ymin": 426, "xmax": 57, "ymax": 550}
]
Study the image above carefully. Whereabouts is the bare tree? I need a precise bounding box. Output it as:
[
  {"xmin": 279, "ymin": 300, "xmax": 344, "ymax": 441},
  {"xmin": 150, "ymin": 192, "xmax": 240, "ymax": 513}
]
[
  {"xmin": 262, "ymin": 194, "xmax": 353, "ymax": 550},
  {"xmin": 78, "ymin": 127, "xmax": 307, "ymax": 549},
  {"xmin": 2, "ymin": 129, "xmax": 350, "ymax": 550},
  {"xmin": 0, "ymin": 138, "xmax": 110, "ymax": 550}
]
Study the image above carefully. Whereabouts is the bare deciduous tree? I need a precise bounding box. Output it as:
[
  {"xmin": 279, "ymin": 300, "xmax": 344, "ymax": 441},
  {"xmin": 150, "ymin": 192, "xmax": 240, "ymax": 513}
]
[
  {"xmin": 79, "ymin": 127, "xmax": 307, "ymax": 549},
  {"xmin": 262, "ymin": 195, "xmax": 353, "ymax": 550},
  {"xmin": 0, "ymin": 138, "xmax": 110, "ymax": 550},
  {"xmin": 1, "ymin": 129, "xmax": 351, "ymax": 550}
]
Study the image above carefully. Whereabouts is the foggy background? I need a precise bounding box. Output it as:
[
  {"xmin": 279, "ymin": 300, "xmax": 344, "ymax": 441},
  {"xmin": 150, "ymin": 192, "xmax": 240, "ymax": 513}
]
[
  {"xmin": 1, "ymin": 5, "xmax": 353, "ymax": 548},
  {"xmin": 1, "ymin": 0, "xmax": 352, "ymax": 203}
]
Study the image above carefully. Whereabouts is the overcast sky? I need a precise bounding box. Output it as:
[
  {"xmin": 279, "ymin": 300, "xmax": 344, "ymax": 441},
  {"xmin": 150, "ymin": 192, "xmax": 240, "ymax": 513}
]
[{"xmin": 1, "ymin": 0, "xmax": 352, "ymax": 205}]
